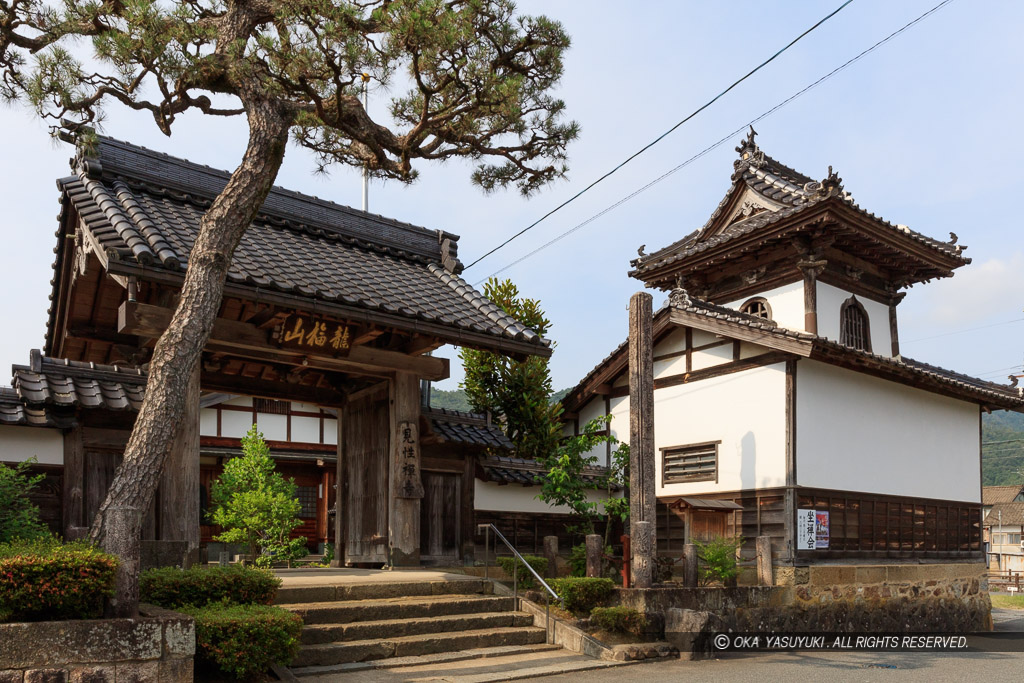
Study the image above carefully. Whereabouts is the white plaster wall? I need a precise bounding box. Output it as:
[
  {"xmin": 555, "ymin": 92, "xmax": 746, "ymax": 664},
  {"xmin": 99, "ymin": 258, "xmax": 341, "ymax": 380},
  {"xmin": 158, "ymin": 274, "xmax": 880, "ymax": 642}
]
[
  {"xmin": 796, "ymin": 360, "xmax": 980, "ymax": 502},
  {"xmin": 691, "ymin": 343, "xmax": 733, "ymax": 371},
  {"xmin": 474, "ymin": 479, "xmax": 613, "ymax": 513},
  {"xmin": 221, "ymin": 410, "xmax": 255, "ymax": 438},
  {"xmin": 255, "ymin": 413, "xmax": 287, "ymax": 441},
  {"xmin": 725, "ymin": 280, "xmax": 805, "ymax": 332},
  {"xmin": 0, "ymin": 425, "xmax": 64, "ymax": 465},
  {"xmin": 653, "ymin": 363, "xmax": 788, "ymax": 496},
  {"xmin": 200, "ymin": 408, "xmax": 218, "ymax": 437},
  {"xmin": 816, "ymin": 282, "xmax": 892, "ymax": 355},
  {"xmin": 323, "ymin": 418, "xmax": 338, "ymax": 445}
]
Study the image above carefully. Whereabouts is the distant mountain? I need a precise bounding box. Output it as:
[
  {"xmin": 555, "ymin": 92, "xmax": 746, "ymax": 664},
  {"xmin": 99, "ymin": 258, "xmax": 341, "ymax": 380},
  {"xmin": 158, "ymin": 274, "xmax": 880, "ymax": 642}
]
[
  {"xmin": 983, "ymin": 410, "xmax": 1024, "ymax": 486},
  {"xmin": 428, "ymin": 387, "xmax": 571, "ymax": 413}
]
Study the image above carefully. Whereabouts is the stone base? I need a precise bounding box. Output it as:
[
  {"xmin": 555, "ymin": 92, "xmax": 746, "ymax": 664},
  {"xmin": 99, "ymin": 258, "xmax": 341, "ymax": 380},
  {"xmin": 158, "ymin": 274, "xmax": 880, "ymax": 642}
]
[{"xmin": 0, "ymin": 605, "xmax": 194, "ymax": 682}]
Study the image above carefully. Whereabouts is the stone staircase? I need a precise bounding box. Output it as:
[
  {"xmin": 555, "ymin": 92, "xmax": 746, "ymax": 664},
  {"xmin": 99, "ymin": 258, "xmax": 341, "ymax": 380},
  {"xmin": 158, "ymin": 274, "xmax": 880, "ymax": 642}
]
[{"xmin": 276, "ymin": 576, "xmax": 629, "ymax": 681}]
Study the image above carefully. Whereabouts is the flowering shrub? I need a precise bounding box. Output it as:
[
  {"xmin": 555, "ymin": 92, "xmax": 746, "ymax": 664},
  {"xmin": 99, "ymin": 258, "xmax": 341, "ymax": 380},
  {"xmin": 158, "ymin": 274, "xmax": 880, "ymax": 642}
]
[
  {"xmin": 140, "ymin": 565, "xmax": 280, "ymax": 609},
  {"xmin": 183, "ymin": 603, "xmax": 302, "ymax": 678},
  {"xmin": 0, "ymin": 537, "xmax": 117, "ymax": 621}
]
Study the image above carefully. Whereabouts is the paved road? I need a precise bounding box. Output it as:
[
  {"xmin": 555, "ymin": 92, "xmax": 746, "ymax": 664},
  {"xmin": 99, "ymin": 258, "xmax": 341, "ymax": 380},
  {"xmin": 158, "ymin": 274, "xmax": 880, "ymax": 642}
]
[{"xmin": 536, "ymin": 609, "xmax": 1024, "ymax": 683}]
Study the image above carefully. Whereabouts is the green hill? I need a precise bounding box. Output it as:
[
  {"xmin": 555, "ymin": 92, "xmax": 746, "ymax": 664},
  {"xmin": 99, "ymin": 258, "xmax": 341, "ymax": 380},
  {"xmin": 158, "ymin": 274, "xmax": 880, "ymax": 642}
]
[{"xmin": 983, "ymin": 410, "xmax": 1024, "ymax": 486}]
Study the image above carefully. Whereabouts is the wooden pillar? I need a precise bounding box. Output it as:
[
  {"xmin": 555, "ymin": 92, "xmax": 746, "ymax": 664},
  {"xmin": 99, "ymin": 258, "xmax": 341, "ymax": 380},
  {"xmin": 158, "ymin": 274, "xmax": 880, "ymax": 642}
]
[
  {"xmin": 389, "ymin": 371, "xmax": 423, "ymax": 566},
  {"xmin": 629, "ymin": 291, "xmax": 656, "ymax": 588},
  {"xmin": 797, "ymin": 260, "xmax": 826, "ymax": 335},
  {"xmin": 462, "ymin": 453, "xmax": 476, "ymax": 564},
  {"xmin": 62, "ymin": 424, "xmax": 85, "ymax": 537},
  {"xmin": 784, "ymin": 359, "xmax": 797, "ymax": 564},
  {"xmin": 158, "ymin": 362, "xmax": 199, "ymax": 563},
  {"xmin": 889, "ymin": 291, "xmax": 905, "ymax": 357},
  {"xmin": 331, "ymin": 410, "xmax": 345, "ymax": 568}
]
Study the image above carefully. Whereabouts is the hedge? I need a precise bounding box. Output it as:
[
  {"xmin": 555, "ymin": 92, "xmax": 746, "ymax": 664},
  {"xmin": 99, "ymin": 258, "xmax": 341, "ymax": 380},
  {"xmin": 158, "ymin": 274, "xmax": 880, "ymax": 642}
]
[
  {"xmin": 183, "ymin": 603, "xmax": 303, "ymax": 679},
  {"xmin": 140, "ymin": 565, "xmax": 280, "ymax": 609},
  {"xmin": 548, "ymin": 577, "xmax": 615, "ymax": 615},
  {"xmin": 590, "ymin": 606, "xmax": 646, "ymax": 635},
  {"xmin": 496, "ymin": 555, "xmax": 548, "ymax": 589},
  {"xmin": 0, "ymin": 537, "xmax": 118, "ymax": 622}
]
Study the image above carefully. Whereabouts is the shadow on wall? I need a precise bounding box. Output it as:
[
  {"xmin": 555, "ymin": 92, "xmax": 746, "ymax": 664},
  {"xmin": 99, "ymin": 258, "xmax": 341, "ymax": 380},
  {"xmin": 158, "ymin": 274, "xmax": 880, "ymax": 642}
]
[{"xmin": 739, "ymin": 430, "xmax": 757, "ymax": 490}]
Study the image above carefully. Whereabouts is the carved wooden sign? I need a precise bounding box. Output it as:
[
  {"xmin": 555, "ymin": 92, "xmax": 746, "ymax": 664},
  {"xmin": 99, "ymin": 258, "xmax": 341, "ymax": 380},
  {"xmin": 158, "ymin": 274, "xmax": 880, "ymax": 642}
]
[
  {"xmin": 395, "ymin": 421, "xmax": 424, "ymax": 499},
  {"xmin": 275, "ymin": 313, "xmax": 352, "ymax": 356}
]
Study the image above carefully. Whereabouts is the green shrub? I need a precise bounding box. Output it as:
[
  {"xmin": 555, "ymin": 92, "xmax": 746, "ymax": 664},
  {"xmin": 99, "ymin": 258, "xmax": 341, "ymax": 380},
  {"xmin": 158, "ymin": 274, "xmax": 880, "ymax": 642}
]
[
  {"xmin": 496, "ymin": 554, "xmax": 548, "ymax": 588},
  {"xmin": 568, "ymin": 542, "xmax": 615, "ymax": 578},
  {"xmin": 590, "ymin": 606, "xmax": 647, "ymax": 635},
  {"xmin": 694, "ymin": 535, "xmax": 743, "ymax": 586},
  {"xmin": 183, "ymin": 602, "xmax": 302, "ymax": 679},
  {"xmin": 0, "ymin": 537, "xmax": 117, "ymax": 621},
  {"xmin": 0, "ymin": 458, "xmax": 50, "ymax": 543},
  {"xmin": 140, "ymin": 565, "xmax": 280, "ymax": 609},
  {"xmin": 548, "ymin": 577, "xmax": 615, "ymax": 614}
]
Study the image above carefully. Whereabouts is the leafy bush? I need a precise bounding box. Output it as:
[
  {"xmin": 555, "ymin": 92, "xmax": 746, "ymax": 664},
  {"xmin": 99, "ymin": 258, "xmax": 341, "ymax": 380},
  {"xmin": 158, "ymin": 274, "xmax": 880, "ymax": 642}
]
[
  {"xmin": 140, "ymin": 565, "xmax": 280, "ymax": 609},
  {"xmin": 496, "ymin": 554, "xmax": 548, "ymax": 588},
  {"xmin": 183, "ymin": 602, "xmax": 302, "ymax": 679},
  {"xmin": 548, "ymin": 577, "xmax": 615, "ymax": 615},
  {"xmin": 694, "ymin": 536, "xmax": 743, "ymax": 586},
  {"xmin": 0, "ymin": 537, "xmax": 117, "ymax": 621},
  {"xmin": 567, "ymin": 542, "xmax": 615, "ymax": 578},
  {"xmin": 0, "ymin": 458, "xmax": 49, "ymax": 543},
  {"xmin": 590, "ymin": 606, "xmax": 647, "ymax": 635}
]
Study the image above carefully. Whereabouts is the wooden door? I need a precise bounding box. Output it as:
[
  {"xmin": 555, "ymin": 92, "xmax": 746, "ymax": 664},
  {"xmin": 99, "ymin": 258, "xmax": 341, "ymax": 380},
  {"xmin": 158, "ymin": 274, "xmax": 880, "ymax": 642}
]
[
  {"xmin": 690, "ymin": 510, "xmax": 728, "ymax": 543},
  {"xmin": 420, "ymin": 472, "xmax": 461, "ymax": 562},
  {"xmin": 343, "ymin": 391, "xmax": 389, "ymax": 564}
]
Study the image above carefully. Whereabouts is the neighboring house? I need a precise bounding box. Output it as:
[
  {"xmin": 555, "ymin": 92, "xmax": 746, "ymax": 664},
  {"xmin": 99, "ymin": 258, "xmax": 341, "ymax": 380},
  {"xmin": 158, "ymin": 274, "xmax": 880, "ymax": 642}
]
[
  {"xmin": 983, "ymin": 484, "xmax": 1024, "ymax": 518},
  {"xmin": 562, "ymin": 131, "xmax": 1024, "ymax": 565},
  {"xmin": 983, "ymin": 500, "xmax": 1024, "ymax": 572}
]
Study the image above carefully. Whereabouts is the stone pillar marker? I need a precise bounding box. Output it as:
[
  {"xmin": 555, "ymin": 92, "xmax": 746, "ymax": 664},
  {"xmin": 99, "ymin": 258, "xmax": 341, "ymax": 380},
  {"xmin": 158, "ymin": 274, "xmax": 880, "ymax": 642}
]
[
  {"xmin": 543, "ymin": 535, "xmax": 559, "ymax": 579},
  {"xmin": 585, "ymin": 534, "xmax": 603, "ymax": 578},
  {"xmin": 389, "ymin": 371, "xmax": 423, "ymax": 566},
  {"xmin": 756, "ymin": 535, "xmax": 773, "ymax": 586},
  {"xmin": 683, "ymin": 543, "xmax": 698, "ymax": 588},
  {"xmin": 629, "ymin": 291, "xmax": 657, "ymax": 588}
]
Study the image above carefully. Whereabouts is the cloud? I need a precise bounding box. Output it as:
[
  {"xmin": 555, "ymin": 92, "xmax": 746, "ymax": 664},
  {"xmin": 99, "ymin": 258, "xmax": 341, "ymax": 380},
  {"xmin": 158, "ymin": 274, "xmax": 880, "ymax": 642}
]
[{"xmin": 904, "ymin": 252, "xmax": 1024, "ymax": 329}]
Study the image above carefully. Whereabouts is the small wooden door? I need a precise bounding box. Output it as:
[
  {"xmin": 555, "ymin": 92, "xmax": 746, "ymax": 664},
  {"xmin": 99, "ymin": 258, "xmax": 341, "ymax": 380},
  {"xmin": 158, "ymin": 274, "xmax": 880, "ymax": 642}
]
[
  {"xmin": 343, "ymin": 391, "xmax": 389, "ymax": 564},
  {"xmin": 420, "ymin": 472, "xmax": 461, "ymax": 562}
]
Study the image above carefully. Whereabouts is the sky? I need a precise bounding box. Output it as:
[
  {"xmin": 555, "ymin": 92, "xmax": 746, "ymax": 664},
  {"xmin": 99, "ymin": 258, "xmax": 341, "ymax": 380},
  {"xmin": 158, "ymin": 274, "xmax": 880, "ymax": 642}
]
[{"xmin": 1, "ymin": 0, "xmax": 1022, "ymax": 394}]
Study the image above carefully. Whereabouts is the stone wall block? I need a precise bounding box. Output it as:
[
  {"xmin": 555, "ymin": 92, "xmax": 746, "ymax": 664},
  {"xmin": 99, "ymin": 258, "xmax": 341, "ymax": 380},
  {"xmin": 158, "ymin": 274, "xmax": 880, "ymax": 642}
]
[
  {"xmin": 157, "ymin": 657, "xmax": 192, "ymax": 683},
  {"xmin": 68, "ymin": 667, "xmax": 114, "ymax": 683},
  {"xmin": 161, "ymin": 621, "xmax": 194, "ymax": 658},
  {"xmin": 113, "ymin": 662, "xmax": 158, "ymax": 683},
  {"xmin": 0, "ymin": 671, "xmax": 22, "ymax": 683},
  {"xmin": 23, "ymin": 671, "xmax": 66, "ymax": 683}
]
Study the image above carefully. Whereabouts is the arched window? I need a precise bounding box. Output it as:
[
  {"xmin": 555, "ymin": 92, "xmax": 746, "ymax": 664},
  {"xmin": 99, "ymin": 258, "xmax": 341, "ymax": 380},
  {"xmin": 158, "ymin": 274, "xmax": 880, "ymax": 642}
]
[
  {"xmin": 740, "ymin": 297, "xmax": 772, "ymax": 320},
  {"xmin": 840, "ymin": 296, "xmax": 871, "ymax": 352}
]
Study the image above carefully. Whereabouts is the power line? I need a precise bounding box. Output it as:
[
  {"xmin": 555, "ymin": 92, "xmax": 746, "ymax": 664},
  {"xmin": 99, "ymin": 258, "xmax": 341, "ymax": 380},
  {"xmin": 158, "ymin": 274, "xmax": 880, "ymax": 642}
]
[
  {"xmin": 475, "ymin": 0, "xmax": 958, "ymax": 284},
  {"xmin": 462, "ymin": 0, "xmax": 857, "ymax": 272},
  {"xmin": 984, "ymin": 439, "xmax": 1024, "ymax": 447}
]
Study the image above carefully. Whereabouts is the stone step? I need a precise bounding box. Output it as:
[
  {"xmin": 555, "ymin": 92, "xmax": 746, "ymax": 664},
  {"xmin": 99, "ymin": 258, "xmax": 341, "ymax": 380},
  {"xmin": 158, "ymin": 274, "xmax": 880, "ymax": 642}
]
[
  {"xmin": 275, "ymin": 577, "xmax": 491, "ymax": 605},
  {"xmin": 291, "ymin": 626, "xmax": 548, "ymax": 668},
  {"xmin": 286, "ymin": 594, "xmax": 515, "ymax": 625},
  {"xmin": 300, "ymin": 611, "xmax": 535, "ymax": 644},
  {"xmin": 289, "ymin": 644, "xmax": 563, "ymax": 678}
]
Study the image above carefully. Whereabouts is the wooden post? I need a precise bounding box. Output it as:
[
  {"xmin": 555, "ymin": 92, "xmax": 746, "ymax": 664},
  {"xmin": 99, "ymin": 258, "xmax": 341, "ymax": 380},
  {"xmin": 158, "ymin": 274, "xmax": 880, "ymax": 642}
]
[
  {"xmin": 62, "ymin": 424, "xmax": 84, "ymax": 537},
  {"xmin": 543, "ymin": 535, "xmax": 559, "ymax": 579},
  {"xmin": 158, "ymin": 362, "xmax": 199, "ymax": 565},
  {"xmin": 586, "ymin": 534, "xmax": 603, "ymax": 578},
  {"xmin": 389, "ymin": 372, "xmax": 423, "ymax": 566},
  {"xmin": 683, "ymin": 543, "xmax": 698, "ymax": 588},
  {"xmin": 797, "ymin": 260, "xmax": 825, "ymax": 335},
  {"xmin": 629, "ymin": 291, "xmax": 657, "ymax": 589},
  {"xmin": 756, "ymin": 535, "xmax": 773, "ymax": 586},
  {"xmin": 621, "ymin": 535, "xmax": 632, "ymax": 589},
  {"xmin": 331, "ymin": 410, "xmax": 345, "ymax": 567}
]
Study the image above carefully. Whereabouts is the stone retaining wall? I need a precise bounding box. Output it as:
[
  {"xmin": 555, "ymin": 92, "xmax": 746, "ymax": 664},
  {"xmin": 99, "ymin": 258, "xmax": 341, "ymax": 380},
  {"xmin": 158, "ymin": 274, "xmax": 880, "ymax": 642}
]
[{"xmin": 0, "ymin": 605, "xmax": 193, "ymax": 682}]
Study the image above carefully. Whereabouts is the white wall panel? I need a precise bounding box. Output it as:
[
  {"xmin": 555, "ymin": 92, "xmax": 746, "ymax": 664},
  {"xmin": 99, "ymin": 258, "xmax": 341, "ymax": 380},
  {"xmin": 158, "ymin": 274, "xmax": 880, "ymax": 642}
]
[
  {"xmin": 725, "ymin": 280, "xmax": 805, "ymax": 332},
  {"xmin": 291, "ymin": 416, "xmax": 320, "ymax": 443},
  {"xmin": 474, "ymin": 479, "xmax": 612, "ymax": 513},
  {"xmin": 0, "ymin": 425, "xmax": 64, "ymax": 465},
  {"xmin": 691, "ymin": 343, "xmax": 733, "ymax": 371},
  {"xmin": 323, "ymin": 418, "xmax": 338, "ymax": 445},
  {"xmin": 221, "ymin": 410, "xmax": 255, "ymax": 438},
  {"xmin": 255, "ymin": 413, "xmax": 287, "ymax": 441},
  {"xmin": 816, "ymin": 282, "xmax": 892, "ymax": 355},
  {"xmin": 199, "ymin": 409, "xmax": 218, "ymax": 437}
]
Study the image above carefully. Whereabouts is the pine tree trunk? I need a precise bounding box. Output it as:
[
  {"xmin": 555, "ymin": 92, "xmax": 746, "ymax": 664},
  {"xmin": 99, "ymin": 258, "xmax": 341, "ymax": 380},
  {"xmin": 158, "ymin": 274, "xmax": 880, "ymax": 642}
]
[{"xmin": 89, "ymin": 99, "xmax": 293, "ymax": 615}]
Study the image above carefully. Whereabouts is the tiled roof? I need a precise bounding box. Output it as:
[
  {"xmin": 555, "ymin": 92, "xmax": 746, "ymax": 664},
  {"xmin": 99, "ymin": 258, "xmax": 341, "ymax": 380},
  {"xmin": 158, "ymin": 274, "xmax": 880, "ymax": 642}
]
[
  {"xmin": 562, "ymin": 291, "xmax": 1024, "ymax": 413},
  {"xmin": 12, "ymin": 352, "xmax": 146, "ymax": 411},
  {"xmin": 630, "ymin": 133, "xmax": 968, "ymax": 279},
  {"xmin": 423, "ymin": 408, "xmax": 513, "ymax": 450},
  {"xmin": 0, "ymin": 387, "xmax": 74, "ymax": 428},
  {"xmin": 477, "ymin": 455, "xmax": 618, "ymax": 490},
  {"xmin": 52, "ymin": 136, "xmax": 549, "ymax": 355},
  {"xmin": 984, "ymin": 485, "xmax": 1024, "ymax": 506},
  {"xmin": 984, "ymin": 502, "xmax": 1024, "ymax": 527}
]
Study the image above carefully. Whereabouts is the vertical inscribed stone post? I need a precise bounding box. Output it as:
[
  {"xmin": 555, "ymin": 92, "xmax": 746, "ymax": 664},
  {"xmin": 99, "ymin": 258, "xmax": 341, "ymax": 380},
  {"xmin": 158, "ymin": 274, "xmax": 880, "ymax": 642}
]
[
  {"xmin": 683, "ymin": 543, "xmax": 698, "ymax": 588},
  {"xmin": 756, "ymin": 535, "xmax": 773, "ymax": 586},
  {"xmin": 585, "ymin": 534, "xmax": 603, "ymax": 578},
  {"xmin": 389, "ymin": 371, "xmax": 424, "ymax": 566},
  {"xmin": 629, "ymin": 291, "xmax": 656, "ymax": 588},
  {"xmin": 543, "ymin": 536, "xmax": 559, "ymax": 579}
]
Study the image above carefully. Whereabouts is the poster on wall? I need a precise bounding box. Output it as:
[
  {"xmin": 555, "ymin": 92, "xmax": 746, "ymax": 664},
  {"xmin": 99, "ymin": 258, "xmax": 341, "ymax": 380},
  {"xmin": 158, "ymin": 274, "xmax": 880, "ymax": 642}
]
[
  {"xmin": 796, "ymin": 509, "xmax": 815, "ymax": 550},
  {"xmin": 815, "ymin": 511, "xmax": 830, "ymax": 549}
]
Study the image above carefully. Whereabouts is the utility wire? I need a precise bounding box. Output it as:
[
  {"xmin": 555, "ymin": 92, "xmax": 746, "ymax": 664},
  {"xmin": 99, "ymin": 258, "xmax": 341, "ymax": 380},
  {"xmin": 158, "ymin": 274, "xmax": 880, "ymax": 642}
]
[
  {"xmin": 463, "ymin": 0, "xmax": 857, "ymax": 272},
  {"xmin": 474, "ymin": 0, "xmax": 957, "ymax": 285}
]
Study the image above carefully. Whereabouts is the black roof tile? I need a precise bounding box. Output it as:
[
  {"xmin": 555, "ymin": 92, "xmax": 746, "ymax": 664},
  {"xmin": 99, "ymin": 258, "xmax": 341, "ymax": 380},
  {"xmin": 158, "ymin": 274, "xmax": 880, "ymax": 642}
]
[{"xmin": 423, "ymin": 407, "xmax": 513, "ymax": 450}]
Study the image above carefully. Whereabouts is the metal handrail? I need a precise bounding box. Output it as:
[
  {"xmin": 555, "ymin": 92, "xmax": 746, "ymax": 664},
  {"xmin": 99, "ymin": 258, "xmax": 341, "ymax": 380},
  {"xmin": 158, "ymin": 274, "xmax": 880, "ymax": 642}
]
[{"xmin": 478, "ymin": 523, "xmax": 560, "ymax": 644}]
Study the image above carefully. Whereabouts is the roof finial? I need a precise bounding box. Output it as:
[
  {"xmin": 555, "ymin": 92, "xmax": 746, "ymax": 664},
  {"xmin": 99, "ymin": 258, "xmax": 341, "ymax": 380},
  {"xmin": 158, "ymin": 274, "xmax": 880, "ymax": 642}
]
[{"xmin": 735, "ymin": 125, "xmax": 759, "ymax": 158}]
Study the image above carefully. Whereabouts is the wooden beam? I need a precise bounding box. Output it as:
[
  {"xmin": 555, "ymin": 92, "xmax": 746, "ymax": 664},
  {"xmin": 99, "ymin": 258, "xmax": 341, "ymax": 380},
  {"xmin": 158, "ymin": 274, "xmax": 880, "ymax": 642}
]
[
  {"xmin": 669, "ymin": 309, "xmax": 813, "ymax": 357},
  {"xmin": 200, "ymin": 371, "xmax": 347, "ymax": 405},
  {"xmin": 119, "ymin": 301, "xmax": 450, "ymax": 381}
]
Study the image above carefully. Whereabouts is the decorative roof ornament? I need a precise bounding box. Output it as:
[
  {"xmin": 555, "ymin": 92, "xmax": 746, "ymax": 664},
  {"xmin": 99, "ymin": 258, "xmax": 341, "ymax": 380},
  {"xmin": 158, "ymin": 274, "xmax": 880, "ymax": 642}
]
[
  {"xmin": 669, "ymin": 274, "xmax": 691, "ymax": 307},
  {"xmin": 733, "ymin": 126, "xmax": 765, "ymax": 170},
  {"xmin": 818, "ymin": 165, "xmax": 843, "ymax": 196}
]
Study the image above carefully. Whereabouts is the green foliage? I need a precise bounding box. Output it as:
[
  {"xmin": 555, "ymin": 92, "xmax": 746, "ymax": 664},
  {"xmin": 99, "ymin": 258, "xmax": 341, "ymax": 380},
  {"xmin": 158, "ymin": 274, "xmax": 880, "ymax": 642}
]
[
  {"xmin": 0, "ymin": 0, "xmax": 578, "ymax": 195},
  {"xmin": 140, "ymin": 565, "xmax": 280, "ymax": 609},
  {"xmin": 0, "ymin": 458, "xmax": 49, "ymax": 544},
  {"xmin": 548, "ymin": 577, "xmax": 615, "ymax": 615},
  {"xmin": 461, "ymin": 279, "xmax": 563, "ymax": 460},
  {"xmin": 983, "ymin": 411, "xmax": 1024, "ymax": 486},
  {"xmin": 694, "ymin": 536, "xmax": 743, "ymax": 586},
  {"xmin": 0, "ymin": 537, "xmax": 117, "ymax": 622},
  {"xmin": 429, "ymin": 388, "xmax": 473, "ymax": 412},
  {"xmin": 495, "ymin": 554, "xmax": 548, "ymax": 589},
  {"xmin": 183, "ymin": 602, "xmax": 303, "ymax": 679},
  {"xmin": 589, "ymin": 606, "xmax": 647, "ymax": 635},
  {"xmin": 210, "ymin": 426, "xmax": 307, "ymax": 564},
  {"xmin": 322, "ymin": 542, "xmax": 335, "ymax": 565},
  {"xmin": 567, "ymin": 542, "xmax": 614, "ymax": 578}
]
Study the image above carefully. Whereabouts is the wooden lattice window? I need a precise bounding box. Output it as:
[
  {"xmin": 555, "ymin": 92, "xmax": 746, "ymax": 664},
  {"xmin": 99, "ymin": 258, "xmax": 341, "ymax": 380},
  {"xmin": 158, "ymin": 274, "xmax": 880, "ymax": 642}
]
[
  {"xmin": 296, "ymin": 486, "xmax": 318, "ymax": 518},
  {"xmin": 840, "ymin": 296, "xmax": 871, "ymax": 351},
  {"xmin": 740, "ymin": 297, "xmax": 772, "ymax": 320},
  {"xmin": 254, "ymin": 398, "xmax": 290, "ymax": 415},
  {"xmin": 662, "ymin": 441, "xmax": 719, "ymax": 484}
]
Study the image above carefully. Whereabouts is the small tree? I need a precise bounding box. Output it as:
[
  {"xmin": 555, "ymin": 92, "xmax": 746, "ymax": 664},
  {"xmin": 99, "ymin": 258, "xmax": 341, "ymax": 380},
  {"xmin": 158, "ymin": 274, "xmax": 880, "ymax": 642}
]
[
  {"xmin": 0, "ymin": 458, "xmax": 49, "ymax": 544},
  {"xmin": 460, "ymin": 279, "xmax": 562, "ymax": 460},
  {"xmin": 694, "ymin": 536, "xmax": 743, "ymax": 586},
  {"xmin": 537, "ymin": 415, "xmax": 628, "ymax": 546},
  {"xmin": 210, "ymin": 426, "xmax": 306, "ymax": 567}
]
